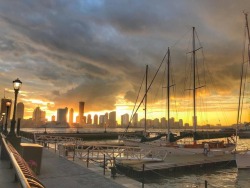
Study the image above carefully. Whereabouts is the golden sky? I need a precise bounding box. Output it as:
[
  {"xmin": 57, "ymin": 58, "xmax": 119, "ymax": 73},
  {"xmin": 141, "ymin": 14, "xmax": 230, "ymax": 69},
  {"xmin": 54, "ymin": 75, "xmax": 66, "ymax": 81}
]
[{"xmin": 0, "ymin": 1, "xmax": 250, "ymax": 126}]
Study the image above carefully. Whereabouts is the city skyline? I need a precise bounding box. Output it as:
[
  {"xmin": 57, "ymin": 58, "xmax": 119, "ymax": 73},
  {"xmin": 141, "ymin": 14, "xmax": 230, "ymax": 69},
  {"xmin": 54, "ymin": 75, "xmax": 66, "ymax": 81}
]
[{"xmin": 1, "ymin": 1, "xmax": 250, "ymax": 126}]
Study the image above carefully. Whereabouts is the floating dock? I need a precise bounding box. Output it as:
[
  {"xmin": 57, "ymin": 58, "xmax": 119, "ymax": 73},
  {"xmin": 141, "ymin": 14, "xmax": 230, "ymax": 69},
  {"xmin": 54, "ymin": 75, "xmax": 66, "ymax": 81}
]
[{"xmin": 115, "ymin": 152, "xmax": 236, "ymax": 178}]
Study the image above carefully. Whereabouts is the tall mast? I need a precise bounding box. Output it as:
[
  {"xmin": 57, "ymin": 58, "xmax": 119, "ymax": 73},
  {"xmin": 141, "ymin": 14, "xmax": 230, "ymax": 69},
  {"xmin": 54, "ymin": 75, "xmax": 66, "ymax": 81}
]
[
  {"xmin": 144, "ymin": 65, "xmax": 148, "ymax": 134},
  {"xmin": 192, "ymin": 27, "xmax": 197, "ymax": 133},
  {"xmin": 245, "ymin": 13, "xmax": 250, "ymax": 56},
  {"xmin": 167, "ymin": 48, "xmax": 171, "ymax": 140},
  {"xmin": 237, "ymin": 13, "xmax": 250, "ymax": 140}
]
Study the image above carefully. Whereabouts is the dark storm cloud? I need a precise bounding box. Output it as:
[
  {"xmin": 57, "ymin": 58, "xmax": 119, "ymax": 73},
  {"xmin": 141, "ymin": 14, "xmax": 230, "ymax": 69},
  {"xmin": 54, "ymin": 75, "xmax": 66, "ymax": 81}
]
[{"xmin": 0, "ymin": 0, "xmax": 249, "ymax": 117}]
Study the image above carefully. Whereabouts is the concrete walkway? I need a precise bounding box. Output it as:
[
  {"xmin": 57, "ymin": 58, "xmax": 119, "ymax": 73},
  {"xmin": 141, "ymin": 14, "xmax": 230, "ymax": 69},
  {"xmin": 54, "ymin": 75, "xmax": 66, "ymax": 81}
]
[
  {"xmin": 0, "ymin": 142, "xmax": 146, "ymax": 188},
  {"xmin": 38, "ymin": 148, "xmax": 125, "ymax": 188},
  {"xmin": 0, "ymin": 157, "xmax": 19, "ymax": 188}
]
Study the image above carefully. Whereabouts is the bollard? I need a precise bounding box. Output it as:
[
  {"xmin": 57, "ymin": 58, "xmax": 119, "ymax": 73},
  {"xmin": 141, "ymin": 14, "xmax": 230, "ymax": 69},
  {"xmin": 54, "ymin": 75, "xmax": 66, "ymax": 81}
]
[
  {"xmin": 205, "ymin": 180, "xmax": 208, "ymax": 188},
  {"xmin": 103, "ymin": 154, "xmax": 106, "ymax": 175}
]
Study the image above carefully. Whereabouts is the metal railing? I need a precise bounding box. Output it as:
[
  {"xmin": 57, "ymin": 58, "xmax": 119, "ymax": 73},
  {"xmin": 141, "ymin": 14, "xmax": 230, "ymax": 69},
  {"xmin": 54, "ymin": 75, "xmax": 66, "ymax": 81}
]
[{"xmin": 1, "ymin": 134, "xmax": 45, "ymax": 188}]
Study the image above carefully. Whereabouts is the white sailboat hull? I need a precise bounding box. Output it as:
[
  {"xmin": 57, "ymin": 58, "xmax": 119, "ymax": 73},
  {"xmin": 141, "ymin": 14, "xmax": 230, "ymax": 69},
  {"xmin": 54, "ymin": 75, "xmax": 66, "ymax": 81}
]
[{"xmin": 236, "ymin": 150, "xmax": 250, "ymax": 169}]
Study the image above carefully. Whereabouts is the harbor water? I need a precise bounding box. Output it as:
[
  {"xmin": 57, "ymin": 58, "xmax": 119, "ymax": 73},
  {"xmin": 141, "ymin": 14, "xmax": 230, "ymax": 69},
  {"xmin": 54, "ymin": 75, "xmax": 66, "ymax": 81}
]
[{"xmin": 23, "ymin": 127, "xmax": 250, "ymax": 188}]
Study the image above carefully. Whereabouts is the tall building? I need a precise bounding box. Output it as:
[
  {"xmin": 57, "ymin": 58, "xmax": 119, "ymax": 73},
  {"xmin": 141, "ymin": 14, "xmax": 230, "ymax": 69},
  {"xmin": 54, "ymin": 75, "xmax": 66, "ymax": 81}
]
[
  {"xmin": 132, "ymin": 113, "xmax": 138, "ymax": 127},
  {"xmin": 57, "ymin": 107, "xmax": 68, "ymax": 123},
  {"xmin": 99, "ymin": 115, "xmax": 105, "ymax": 126},
  {"xmin": 69, "ymin": 108, "xmax": 74, "ymax": 125},
  {"xmin": 79, "ymin": 102, "xmax": 85, "ymax": 124},
  {"xmin": 104, "ymin": 113, "xmax": 109, "ymax": 126},
  {"xmin": 109, "ymin": 111, "xmax": 116, "ymax": 127},
  {"xmin": 93, "ymin": 114, "xmax": 98, "ymax": 125},
  {"xmin": 51, "ymin": 115, "xmax": 56, "ymax": 122},
  {"xmin": 87, "ymin": 114, "xmax": 92, "ymax": 124},
  {"xmin": 16, "ymin": 102, "xmax": 24, "ymax": 120},
  {"xmin": 41, "ymin": 111, "xmax": 46, "ymax": 122},
  {"xmin": 121, "ymin": 113, "xmax": 129, "ymax": 126},
  {"xmin": 0, "ymin": 98, "xmax": 12, "ymax": 119},
  {"xmin": 33, "ymin": 107, "xmax": 42, "ymax": 126}
]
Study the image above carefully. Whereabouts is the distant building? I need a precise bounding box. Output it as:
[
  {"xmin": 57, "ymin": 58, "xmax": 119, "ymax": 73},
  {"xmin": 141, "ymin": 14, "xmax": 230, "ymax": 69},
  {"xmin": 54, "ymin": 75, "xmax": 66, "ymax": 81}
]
[
  {"xmin": 16, "ymin": 102, "xmax": 24, "ymax": 120},
  {"xmin": 161, "ymin": 117, "xmax": 167, "ymax": 128},
  {"xmin": 99, "ymin": 115, "xmax": 105, "ymax": 126},
  {"xmin": 33, "ymin": 107, "xmax": 42, "ymax": 126},
  {"xmin": 121, "ymin": 113, "xmax": 129, "ymax": 126},
  {"xmin": 153, "ymin": 118, "xmax": 160, "ymax": 127},
  {"xmin": 69, "ymin": 108, "xmax": 74, "ymax": 125},
  {"xmin": 0, "ymin": 98, "xmax": 12, "ymax": 119},
  {"xmin": 93, "ymin": 114, "xmax": 98, "ymax": 125},
  {"xmin": 79, "ymin": 102, "xmax": 85, "ymax": 124},
  {"xmin": 87, "ymin": 114, "xmax": 92, "ymax": 124},
  {"xmin": 51, "ymin": 115, "xmax": 56, "ymax": 122},
  {"xmin": 132, "ymin": 113, "xmax": 138, "ymax": 127},
  {"xmin": 41, "ymin": 111, "xmax": 46, "ymax": 122},
  {"xmin": 104, "ymin": 113, "xmax": 109, "ymax": 126},
  {"xmin": 109, "ymin": 111, "xmax": 116, "ymax": 127},
  {"xmin": 57, "ymin": 107, "xmax": 68, "ymax": 123}
]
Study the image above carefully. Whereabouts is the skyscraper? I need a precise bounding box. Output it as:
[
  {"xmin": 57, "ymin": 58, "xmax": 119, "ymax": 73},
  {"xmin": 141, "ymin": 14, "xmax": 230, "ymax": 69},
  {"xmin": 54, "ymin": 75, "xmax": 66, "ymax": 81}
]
[
  {"xmin": 79, "ymin": 102, "xmax": 84, "ymax": 124},
  {"xmin": 57, "ymin": 107, "xmax": 68, "ymax": 123},
  {"xmin": 1, "ymin": 98, "xmax": 12, "ymax": 119},
  {"xmin": 33, "ymin": 107, "xmax": 42, "ymax": 126},
  {"xmin": 121, "ymin": 113, "xmax": 129, "ymax": 126},
  {"xmin": 16, "ymin": 102, "xmax": 24, "ymax": 120},
  {"xmin": 69, "ymin": 108, "xmax": 74, "ymax": 125},
  {"xmin": 87, "ymin": 114, "xmax": 92, "ymax": 124},
  {"xmin": 132, "ymin": 113, "xmax": 138, "ymax": 127},
  {"xmin": 93, "ymin": 114, "xmax": 98, "ymax": 125},
  {"xmin": 109, "ymin": 111, "xmax": 116, "ymax": 127}
]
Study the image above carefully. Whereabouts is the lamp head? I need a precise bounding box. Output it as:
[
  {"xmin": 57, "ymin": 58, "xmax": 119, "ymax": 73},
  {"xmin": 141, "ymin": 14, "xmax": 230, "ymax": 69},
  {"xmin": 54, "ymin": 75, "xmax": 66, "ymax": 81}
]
[
  {"xmin": 13, "ymin": 78, "xmax": 22, "ymax": 90},
  {"xmin": 6, "ymin": 101, "xmax": 11, "ymax": 107}
]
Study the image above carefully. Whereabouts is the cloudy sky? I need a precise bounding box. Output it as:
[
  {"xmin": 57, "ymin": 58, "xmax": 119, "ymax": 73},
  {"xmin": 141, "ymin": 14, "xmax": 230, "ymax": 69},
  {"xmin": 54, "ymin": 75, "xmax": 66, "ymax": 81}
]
[{"xmin": 0, "ymin": 0, "xmax": 250, "ymax": 125}]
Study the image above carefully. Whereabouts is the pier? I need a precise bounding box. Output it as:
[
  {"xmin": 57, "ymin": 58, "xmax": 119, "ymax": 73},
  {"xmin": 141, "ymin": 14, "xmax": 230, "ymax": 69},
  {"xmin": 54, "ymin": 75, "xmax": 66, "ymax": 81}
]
[{"xmin": 115, "ymin": 152, "xmax": 236, "ymax": 178}]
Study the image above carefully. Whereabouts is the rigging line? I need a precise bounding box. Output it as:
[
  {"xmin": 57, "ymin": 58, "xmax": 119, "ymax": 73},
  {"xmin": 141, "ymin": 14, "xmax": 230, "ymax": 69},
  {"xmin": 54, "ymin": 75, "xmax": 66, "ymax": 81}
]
[
  {"xmin": 125, "ymin": 69, "xmax": 146, "ymax": 132},
  {"xmin": 127, "ymin": 49, "xmax": 169, "ymax": 128},
  {"xmin": 170, "ymin": 27, "xmax": 192, "ymax": 49}
]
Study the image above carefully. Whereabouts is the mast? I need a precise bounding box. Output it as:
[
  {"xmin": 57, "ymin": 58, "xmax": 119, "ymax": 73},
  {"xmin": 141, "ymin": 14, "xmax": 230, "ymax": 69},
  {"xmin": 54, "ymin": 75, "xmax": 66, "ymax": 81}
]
[
  {"xmin": 167, "ymin": 48, "xmax": 171, "ymax": 141},
  {"xmin": 192, "ymin": 27, "xmax": 197, "ymax": 133},
  {"xmin": 237, "ymin": 13, "xmax": 250, "ymax": 140},
  {"xmin": 144, "ymin": 65, "xmax": 148, "ymax": 134}
]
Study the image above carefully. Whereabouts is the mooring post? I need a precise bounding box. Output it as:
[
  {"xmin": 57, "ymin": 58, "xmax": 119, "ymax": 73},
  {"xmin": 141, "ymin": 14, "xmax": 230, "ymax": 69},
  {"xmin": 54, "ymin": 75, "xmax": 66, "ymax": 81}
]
[
  {"xmin": 142, "ymin": 164, "xmax": 145, "ymax": 188},
  {"xmin": 103, "ymin": 154, "xmax": 106, "ymax": 175},
  {"xmin": 205, "ymin": 180, "xmax": 208, "ymax": 188},
  {"xmin": 87, "ymin": 149, "xmax": 89, "ymax": 168}
]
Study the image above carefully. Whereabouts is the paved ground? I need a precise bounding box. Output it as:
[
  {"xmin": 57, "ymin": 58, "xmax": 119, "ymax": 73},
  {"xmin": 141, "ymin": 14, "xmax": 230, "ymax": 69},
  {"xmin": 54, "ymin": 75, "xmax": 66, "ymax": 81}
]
[
  {"xmin": 0, "ymin": 158, "xmax": 19, "ymax": 188},
  {"xmin": 0, "ymin": 138, "xmax": 146, "ymax": 188},
  {"xmin": 38, "ymin": 148, "xmax": 126, "ymax": 188}
]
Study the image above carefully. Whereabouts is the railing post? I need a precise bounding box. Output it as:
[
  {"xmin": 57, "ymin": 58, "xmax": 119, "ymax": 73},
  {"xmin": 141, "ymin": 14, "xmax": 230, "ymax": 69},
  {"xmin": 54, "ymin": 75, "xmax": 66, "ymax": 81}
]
[
  {"xmin": 205, "ymin": 180, "xmax": 208, "ymax": 188},
  {"xmin": 103, "ymin": 154, "xmax": 106, "ymax": 175},
  {"xmin": 142, "ymin": 164, "xmax": 145, "ymax": 188},
  {"xmin": 87, "ymin": 149, "xmax": 89, "ymax": 168}
]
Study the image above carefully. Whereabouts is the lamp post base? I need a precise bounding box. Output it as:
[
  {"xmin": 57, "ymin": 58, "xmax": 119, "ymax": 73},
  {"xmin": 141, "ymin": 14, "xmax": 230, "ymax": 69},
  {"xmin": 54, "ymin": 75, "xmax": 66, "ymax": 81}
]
[{"xmin": 6, "ymin": 135, "xmax": 21, "ymax": 152}]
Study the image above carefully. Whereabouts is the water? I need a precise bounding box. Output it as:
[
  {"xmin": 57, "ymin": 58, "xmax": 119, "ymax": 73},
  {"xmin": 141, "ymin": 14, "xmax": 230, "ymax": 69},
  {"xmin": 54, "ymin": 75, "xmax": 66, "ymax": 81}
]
[{"xmin": 22, "ymin": 127, "xmax": 250, "ymax": 187}]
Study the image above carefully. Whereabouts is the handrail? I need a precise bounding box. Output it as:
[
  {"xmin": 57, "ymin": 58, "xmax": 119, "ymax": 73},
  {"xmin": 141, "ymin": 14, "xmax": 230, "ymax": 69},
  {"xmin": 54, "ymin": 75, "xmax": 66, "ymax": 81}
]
[{"xmin": 1, "ymin": 134, "xmax": 45, "ymax": 188}]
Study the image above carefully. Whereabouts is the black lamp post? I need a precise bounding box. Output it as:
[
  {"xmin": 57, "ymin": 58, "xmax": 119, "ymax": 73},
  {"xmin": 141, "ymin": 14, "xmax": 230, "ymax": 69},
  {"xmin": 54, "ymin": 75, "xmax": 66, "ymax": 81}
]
[
  {"xmin": 8, "ymin": 78, "xmax": 22, "ymax": 137},
  {"xmin": 1, "ymin": 113, "xmax": 5, "ymax": 132},
  {"xmin": 3, "ymin": 101, "xmax": 11, "ymax": 135}
]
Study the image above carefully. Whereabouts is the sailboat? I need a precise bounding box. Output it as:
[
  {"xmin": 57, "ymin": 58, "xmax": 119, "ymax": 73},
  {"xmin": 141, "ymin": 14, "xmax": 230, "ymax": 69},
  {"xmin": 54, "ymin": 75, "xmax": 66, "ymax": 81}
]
[
  {"xmin": 123, "ymin": 27, "xmax": 236, "ymax": 156},
  {"xmin": 235, "ymin": 12, "xmax": 250, "ymax": 169}
]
